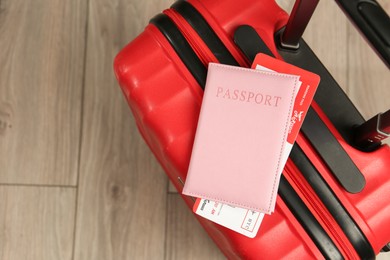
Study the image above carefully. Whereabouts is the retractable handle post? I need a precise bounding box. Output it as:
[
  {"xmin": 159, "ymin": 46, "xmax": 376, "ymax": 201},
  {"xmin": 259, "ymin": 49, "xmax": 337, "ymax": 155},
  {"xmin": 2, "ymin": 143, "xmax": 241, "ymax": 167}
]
[{"xmin": 280, "ymin": 0, "xmax": 320, "ymax": 50}]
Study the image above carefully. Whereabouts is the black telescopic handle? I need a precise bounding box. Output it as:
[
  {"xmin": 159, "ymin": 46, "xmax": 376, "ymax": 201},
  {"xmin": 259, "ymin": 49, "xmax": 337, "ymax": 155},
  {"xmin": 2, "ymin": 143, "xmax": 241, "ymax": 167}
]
[
  {"xmin": 281, "ymin": 0, "xmax": 390, "ymax": 68},
  {"xmin": 335, "ymin": 0, "xmax": 390, "ymax": 69}
]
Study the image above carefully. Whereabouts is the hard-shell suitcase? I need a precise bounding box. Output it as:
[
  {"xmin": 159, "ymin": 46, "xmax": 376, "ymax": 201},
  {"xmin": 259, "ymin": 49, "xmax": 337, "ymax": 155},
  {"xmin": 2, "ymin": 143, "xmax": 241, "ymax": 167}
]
[{"xmin": 114, "ymin": 0, "xmax": 390, "ymax": 258}]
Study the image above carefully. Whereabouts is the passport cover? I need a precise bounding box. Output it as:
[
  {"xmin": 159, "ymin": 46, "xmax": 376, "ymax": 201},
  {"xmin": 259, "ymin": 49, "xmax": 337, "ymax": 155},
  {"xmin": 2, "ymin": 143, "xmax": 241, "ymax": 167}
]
[{"xmin": 183, "ymin": 63, "xmax": 300, "ymax": 214}]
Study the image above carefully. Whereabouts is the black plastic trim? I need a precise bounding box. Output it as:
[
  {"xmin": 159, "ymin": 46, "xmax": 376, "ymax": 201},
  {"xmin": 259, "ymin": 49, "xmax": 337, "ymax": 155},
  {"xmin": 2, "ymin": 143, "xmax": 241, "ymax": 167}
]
[
  {"xmin": 290, "ymin": 145, "xmax": 376, "ymax": 259},
  {"xmin": 171, "ymin": 1, "xmax": 239, "ymax": 66},
  {"xmin": 233, "ymin": 25, "xmax": 274, "ymax": 62},
  {"xmin": 150, "ymin": 13, "xmax": 207, "ymax": 88},
  {"xmin": 302, "ymin": 108, "xmax": 366, "ymax": 193},
  {"xmin": 382, "ymin": 243, "xmax": 390, "ymax": 252},
  {"xmin": 275, "ymin": 30, "xmax": 366, "ymax": 145},
  {"xmin": 279, "ymin": 176, "xmax": 343, "ymax": 260}
]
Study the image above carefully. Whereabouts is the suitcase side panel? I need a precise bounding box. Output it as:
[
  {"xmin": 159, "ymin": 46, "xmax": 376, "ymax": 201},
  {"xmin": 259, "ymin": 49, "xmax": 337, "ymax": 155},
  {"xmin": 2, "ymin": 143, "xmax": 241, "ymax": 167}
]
[{"xmin": 114, "ymin": 24, "xmax": 202, "ymax": 176}]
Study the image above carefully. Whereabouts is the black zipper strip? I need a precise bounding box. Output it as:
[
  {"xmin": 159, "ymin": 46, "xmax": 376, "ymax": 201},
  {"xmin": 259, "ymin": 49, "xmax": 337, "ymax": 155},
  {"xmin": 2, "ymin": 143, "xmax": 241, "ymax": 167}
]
[
  {"xmin": 302, "ymin": 108, "xmax": 366, "ymax": 193},
  {"xmin": 171, "ymin": 1, "xmax": 239, "ymax": 66},
  {"xmin": 150, "ymin": 13, "xmax": 207, "ymax": 88},
  {"xmin": 290, "ymin": 144, "xmax": 375, "ymax": 259},
  {"xmin": 233, "ymin": 25, "xmax": 275, "ymax": 62},
  {"xmin": 279, "ymin": 176, "xmax": 343, "ymax": 260}
]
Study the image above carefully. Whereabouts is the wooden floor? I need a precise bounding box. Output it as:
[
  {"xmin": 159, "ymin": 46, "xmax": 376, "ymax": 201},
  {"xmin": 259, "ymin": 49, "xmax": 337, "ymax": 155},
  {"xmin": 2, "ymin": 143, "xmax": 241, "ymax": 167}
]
[{"xmin": 0, "ymin": 0, "xmax": 389, "ymax": 259}]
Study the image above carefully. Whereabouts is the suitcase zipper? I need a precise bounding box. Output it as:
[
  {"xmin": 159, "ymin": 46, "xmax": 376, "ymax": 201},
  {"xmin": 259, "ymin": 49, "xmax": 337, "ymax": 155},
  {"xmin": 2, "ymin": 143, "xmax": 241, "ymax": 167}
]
[
  {"xmin": 278, "ymin": 175, "xmax": 344, "ymax": 259},
  {"xmin": 289, "ymin": 140, "xmax": 375, "ymax": 259},
  {"xmin": 150, "ymin": 13, "xmax": 208, "ymax": 87},
  {"xmin": 164, "ymin": 9, "xmax": 219, "ymax": 66},
  {"xmin": 284, "ymin": 158, "xmax": 359, "ymax": 259},
  {"xmin": 171, "ymin": 1, "xmax": 242, "ymax": 66}
]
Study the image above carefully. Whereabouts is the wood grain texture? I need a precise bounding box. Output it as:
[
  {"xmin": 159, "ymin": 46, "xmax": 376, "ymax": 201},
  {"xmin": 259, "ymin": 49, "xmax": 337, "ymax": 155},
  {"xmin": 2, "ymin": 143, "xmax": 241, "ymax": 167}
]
[
  {"xmin": 379, "ymin": 252, "xmax": 390, "ymax": 260},
  {"xmin": 165, "ymin": 194, "xmax": 225, "ymax": 260},
  {"xmin": 347, "ymin": 0, "xmax": 390, "ymax": 120},
  {"xmin": 275, "ymin": 0, "xmax": 294, "ymax": 13},
  {"xmin": 0, "ymin": 186, "xmax": 76, "ymax": 260},
  {"xmin": 302, "ymin": 0, "xmax": 349, "ymax": 89},
  {"xmin": 73, "ymin": 0, "xmax": 172, "ymax": 259},
  {"xmin": 0, "ymin": 0, "xmax": 87, "ymax": 185},
  {"xmin": 169, "ymin": 180, "xmax": 178, "ymax": 193}
]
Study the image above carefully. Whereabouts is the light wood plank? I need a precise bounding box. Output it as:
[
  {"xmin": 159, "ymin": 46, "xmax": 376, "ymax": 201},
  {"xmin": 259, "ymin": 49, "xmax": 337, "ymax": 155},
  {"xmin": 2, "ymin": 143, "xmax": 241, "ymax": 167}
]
[
  {"xmin": 0, "ymin": 186, "xmax": 76, "ymax": 260},
  {"xmin": 0, "ymin": 0, "xmax": 87, "ymax": 185},
  {"xmin": 379, "ymin": 252, "xmax": 390, "ymax": 260},
  {"xmin": 169, "ymin": 180, "xmax": 178, "ymax": 193},
  {"xmin": 303, "ymin": 0, "xmax": 349, "ymax": 89},
  {"xmin": 377, "ymin": 0, "xmax": 389, "ymax": 14},
  {"xmin": 74, "ymin": 0, "xmax": 172, "ymax": 259},
  {"xmin": 347, "ymin": 0, "xmax": 390, "ymax": 145},
  {"xmin": 165, "ymin": 194, "xmax": 225, "ymax": 260},
  {"xmin": 347, "ymin": 0, "xmax": 390, "ymax": 119},
  {"xmin": 275, "ymin": 0, "xmax": 295, "ymax": 14}
]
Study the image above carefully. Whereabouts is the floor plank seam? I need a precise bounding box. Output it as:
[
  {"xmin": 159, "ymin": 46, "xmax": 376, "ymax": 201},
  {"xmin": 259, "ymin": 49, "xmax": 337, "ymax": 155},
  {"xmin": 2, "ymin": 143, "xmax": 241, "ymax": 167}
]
[
  {"xmin": 346, "ymin": 17, "xmax": 351, "ymax": 97},
  {"xmin": 0, "ymin": 183, "xmax": 77, "ymax": 188},
  {"xmin": 163, "ymin": 192, "xmax": 171, "ymax": 260},
  {"xmin": 71, "ymin": 0, "xmax": 91, "ymax": 258},
  {"xmin": 168, "ymin": 181, "xmax": 178, "ymax": 194}
]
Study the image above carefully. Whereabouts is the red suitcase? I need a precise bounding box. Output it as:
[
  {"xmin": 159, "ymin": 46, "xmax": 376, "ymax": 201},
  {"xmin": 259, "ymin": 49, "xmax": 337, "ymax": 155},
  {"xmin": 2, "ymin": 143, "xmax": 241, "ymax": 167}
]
[{"xmin": 114, "ymin": 0, "xmax": 390, "ymax": 258}]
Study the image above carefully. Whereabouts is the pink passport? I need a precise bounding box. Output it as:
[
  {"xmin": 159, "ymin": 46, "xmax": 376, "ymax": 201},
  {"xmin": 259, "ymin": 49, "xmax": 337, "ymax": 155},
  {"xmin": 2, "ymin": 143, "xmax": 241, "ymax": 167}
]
[{"xmin": 183, "ymin": 63, "xmax": 300, "ymax": 214}]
